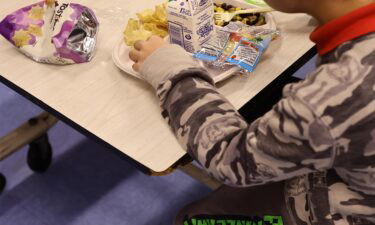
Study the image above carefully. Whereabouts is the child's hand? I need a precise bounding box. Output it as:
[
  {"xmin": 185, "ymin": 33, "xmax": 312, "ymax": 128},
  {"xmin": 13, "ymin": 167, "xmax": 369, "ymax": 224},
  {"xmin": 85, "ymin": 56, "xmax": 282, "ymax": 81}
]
[
  {"xmin": 129, "ymin": 35, "xmax": 165, "ymax": 72},
  {"xmin": 128, "ymin": 37, "xmax": 200, "ymax": 90}
]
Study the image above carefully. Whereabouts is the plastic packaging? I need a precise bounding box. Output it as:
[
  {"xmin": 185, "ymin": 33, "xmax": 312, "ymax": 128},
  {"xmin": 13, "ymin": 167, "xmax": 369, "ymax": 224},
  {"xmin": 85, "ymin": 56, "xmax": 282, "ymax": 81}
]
[
  {"xmin": 0, "ymin": 1, "xmax": 99, "ymax": 64},
  {"xmin": 193, "ymin": 27, "xmax": 279, "ymax": 72},
  {"xmin": 225, "ymin": 33, "xmax": 272, "ymax": 72}
]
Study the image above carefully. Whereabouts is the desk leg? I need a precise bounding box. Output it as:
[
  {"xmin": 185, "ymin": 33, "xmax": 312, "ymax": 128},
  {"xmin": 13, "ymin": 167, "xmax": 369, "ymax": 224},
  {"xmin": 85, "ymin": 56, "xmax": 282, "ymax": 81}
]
[
  {"xmin": 148, "ymin": 156, "xmax": 221, "ymax": 190},
  {"xmin": 178, "ymin": 163, "xmax": 222, "ymax": 190}
]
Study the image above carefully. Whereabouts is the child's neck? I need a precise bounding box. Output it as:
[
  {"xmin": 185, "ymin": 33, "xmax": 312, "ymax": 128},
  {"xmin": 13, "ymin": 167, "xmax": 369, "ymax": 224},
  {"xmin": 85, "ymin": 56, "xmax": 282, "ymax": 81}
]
[{"xmin": 309, "ymin": 0, "xmax": 374, "ymax": 25}]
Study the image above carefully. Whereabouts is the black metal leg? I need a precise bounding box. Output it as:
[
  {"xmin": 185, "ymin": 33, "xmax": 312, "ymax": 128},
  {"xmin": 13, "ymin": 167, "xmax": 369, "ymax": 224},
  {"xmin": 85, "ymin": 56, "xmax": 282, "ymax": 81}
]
[
  {"xmin": 27, "ymin": 134, "xmax": 53, "ymax": 173},
  {"xmin": 0, "ymin": 173, "xmax": 6, "ymax": 194}
]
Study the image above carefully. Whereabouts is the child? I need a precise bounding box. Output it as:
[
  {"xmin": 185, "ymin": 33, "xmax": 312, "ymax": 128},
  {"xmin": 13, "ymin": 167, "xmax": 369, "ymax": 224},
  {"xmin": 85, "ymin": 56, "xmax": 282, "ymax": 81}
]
[{"xmin": 129, "ymin": 0, "xmax": 375, "ymax": 224}]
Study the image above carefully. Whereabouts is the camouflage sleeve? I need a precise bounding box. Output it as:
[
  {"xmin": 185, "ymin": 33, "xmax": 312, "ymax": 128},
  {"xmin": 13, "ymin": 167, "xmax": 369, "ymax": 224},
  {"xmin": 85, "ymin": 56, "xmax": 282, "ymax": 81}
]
[{"xmin": 156, "ymin": 69, "xmax": 335, "ymax": 186}]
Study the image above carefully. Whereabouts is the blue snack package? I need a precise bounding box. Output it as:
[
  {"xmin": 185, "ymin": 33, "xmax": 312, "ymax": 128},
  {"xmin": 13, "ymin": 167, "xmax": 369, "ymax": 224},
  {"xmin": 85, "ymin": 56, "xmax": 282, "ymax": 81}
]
[
  {"xmin": 226, "ymin": 35, "xmax": 272, "ymax": 72},
  {"xmin": 193, "ymin": 28, "xmax": 278, "ymax": 72}
]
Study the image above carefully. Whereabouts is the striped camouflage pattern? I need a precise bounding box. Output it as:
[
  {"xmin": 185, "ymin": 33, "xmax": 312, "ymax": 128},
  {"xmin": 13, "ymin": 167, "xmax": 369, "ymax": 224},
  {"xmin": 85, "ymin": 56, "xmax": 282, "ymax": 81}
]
[{"xmin": 156, "ymin": 32, "xmax": 375, "ymax": 225}]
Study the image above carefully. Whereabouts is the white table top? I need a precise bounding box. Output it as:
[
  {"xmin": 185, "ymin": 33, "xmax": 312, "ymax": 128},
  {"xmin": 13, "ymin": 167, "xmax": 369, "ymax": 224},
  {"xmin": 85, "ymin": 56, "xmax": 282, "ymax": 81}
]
[{"xmin": 0, "ymin": 0, "xmax": 315, "ymax": 172}]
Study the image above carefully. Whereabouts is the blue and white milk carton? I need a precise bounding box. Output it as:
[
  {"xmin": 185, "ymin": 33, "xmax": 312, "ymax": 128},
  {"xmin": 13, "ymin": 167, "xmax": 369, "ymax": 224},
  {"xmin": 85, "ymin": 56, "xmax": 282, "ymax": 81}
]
[{"xmin": 167, "ymin": 0, "xmax": 215, "ymax": 53}]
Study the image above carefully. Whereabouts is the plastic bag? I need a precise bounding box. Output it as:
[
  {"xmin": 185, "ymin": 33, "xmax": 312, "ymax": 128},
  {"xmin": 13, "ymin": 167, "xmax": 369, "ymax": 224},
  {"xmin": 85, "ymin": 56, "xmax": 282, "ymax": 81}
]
[
  {"xmin": 193, "ymin": 27, "xmax": 279, "ymax": 72},
  {"xmin": 0, "ymin": 1, "xmax": 99, "ymax": 64}
]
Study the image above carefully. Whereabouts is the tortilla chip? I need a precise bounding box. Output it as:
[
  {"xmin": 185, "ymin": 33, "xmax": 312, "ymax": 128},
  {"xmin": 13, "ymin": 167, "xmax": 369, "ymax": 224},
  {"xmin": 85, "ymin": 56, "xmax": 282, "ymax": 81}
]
[
  {"xmin": 143, "ymin": 23, "xmax": 168, "ymax": 37},
  {"xmin": 124, "ymin": 3, "xmax": 168, "ymax": 46},
  {"xmin": 137, "ymin": 9, "xmax": 155, "ymax": 23},
  {"xmin": 124, "ymin": 19, "xmax": 153, "ymax": 46}
]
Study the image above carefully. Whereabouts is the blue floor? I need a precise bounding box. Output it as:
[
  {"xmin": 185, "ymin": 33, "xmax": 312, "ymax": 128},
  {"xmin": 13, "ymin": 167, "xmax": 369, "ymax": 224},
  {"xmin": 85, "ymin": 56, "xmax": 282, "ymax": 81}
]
[{"xmin": 0, "ymin": 56, "xmax": 316, "ymax": 225}]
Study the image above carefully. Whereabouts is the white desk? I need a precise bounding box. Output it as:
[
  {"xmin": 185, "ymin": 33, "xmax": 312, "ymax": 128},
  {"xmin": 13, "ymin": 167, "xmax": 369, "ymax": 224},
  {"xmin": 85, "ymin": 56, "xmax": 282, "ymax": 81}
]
[{"xmin": 0, "ymin": 0, "xmax": 315, "ymax": 173}]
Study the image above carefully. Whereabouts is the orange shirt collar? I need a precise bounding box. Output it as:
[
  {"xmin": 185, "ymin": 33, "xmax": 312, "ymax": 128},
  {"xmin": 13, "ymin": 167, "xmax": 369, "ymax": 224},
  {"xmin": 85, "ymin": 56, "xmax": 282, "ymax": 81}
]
[{"xmin": 310, "ymin": 3, "xmax": 375, "ymax": 56}]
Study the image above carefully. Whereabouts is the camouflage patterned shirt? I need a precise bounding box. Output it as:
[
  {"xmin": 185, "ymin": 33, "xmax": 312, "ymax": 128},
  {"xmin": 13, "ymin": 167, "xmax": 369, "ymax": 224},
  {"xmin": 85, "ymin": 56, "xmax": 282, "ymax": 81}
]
[
  {"xmin": 139, "ymin": 4, "xmax": 375, "ymax": 222},
  {"xmin": 142, "ymin": 30, "xmax": 375, "ymax": 225}
]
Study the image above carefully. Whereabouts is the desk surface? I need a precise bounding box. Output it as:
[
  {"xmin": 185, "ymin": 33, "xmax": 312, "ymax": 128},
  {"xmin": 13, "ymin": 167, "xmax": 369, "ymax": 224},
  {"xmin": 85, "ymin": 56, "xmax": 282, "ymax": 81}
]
[{"xmin": 0, "ymin": 0, "xmax": 315, "ymax": 172}]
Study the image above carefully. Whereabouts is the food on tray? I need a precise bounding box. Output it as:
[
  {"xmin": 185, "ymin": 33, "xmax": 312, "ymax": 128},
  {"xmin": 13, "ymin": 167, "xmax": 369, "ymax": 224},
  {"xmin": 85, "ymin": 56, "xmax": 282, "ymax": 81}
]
[
  {"xmin": 123, "ymin": 1, "xmax": 267, "ymax": 47},
  {"xmin": 0, "ymin": 1, "xmax": 99, "ymax": 64},
  {"xmin": 214, "ymin": 3, "xmax": 266, "ymax": 27},
  {"xmin": 123, "ymin": 3, "xmax": 168, "ymax": 46}
]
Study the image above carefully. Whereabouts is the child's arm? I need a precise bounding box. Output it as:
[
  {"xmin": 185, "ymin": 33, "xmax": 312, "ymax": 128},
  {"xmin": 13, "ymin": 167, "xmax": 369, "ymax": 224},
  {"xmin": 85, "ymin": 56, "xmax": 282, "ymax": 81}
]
[{"xmin": 138, "ymin": 44, "xmax": 335, "ymax": 186}]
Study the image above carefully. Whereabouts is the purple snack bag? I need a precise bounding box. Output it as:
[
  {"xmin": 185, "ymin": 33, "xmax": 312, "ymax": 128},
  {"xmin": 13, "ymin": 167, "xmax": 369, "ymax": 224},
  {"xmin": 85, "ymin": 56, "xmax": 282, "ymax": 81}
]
[{"xmin": 0, "ymin": 1, "xmax": 99, "ymax": 64}]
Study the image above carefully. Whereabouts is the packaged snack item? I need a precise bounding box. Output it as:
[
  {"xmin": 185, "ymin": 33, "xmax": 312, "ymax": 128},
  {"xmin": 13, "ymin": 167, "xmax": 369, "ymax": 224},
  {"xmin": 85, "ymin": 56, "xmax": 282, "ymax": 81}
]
[
  {"xmin": 0, "ymin": 0, "xmax": 99, "ymax": 64},
  {"xmin": 194, "ymin": 28, "xmax": 279, "ymax": 72},
  {"xmin": 167, "ymin": 0, "xmax": 215, "ymax": 53},
  {"xmin": 193, "ymin": 29, "xmax": 232, "ymax": 61},
  {"xmin": 225, "ymin": 34, "xmax": 272, "ymax": 72}
]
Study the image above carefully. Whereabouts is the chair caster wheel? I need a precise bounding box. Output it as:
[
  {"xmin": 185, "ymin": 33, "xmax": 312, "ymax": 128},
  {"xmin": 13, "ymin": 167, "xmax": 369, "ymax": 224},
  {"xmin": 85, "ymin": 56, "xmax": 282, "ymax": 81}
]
[
  {"xmin": 0, "ymin": 173, "xmax": 6, "ymax": 194},
  {"xmin": 27, "ymin": 134, "xmax": 52, "ymax": 173}
]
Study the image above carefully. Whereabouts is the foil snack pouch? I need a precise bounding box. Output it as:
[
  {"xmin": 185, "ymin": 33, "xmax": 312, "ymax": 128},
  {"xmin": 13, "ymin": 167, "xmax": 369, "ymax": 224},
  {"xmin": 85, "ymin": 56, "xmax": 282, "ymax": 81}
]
[
  {"xmin": 0, "ymin": 1, "xmax": 99, "ymax": 64},
  {"xmin": 194, "ymin": 28, "xmax": 279, "ymax": 72}
]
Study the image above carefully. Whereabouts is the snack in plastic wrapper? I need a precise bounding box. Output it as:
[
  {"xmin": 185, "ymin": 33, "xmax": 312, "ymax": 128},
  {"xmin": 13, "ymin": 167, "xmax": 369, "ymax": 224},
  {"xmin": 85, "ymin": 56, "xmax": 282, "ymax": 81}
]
[
  {"xmin": 193, "ymin": 27, "xmax": 279, "ymax": 72},
  {"xmin": 0, "ymin": 0, "xmax": 99, "ymax": 64},
  {"xmin": 225, "ymin": 33, "xmax": 272, "ymax": 72}
]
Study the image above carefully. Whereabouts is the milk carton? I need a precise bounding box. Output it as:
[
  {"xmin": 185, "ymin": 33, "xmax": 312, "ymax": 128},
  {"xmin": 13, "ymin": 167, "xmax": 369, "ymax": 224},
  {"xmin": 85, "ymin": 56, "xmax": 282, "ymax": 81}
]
[{"xmin": 167, "ymin": 0, "xmax": 215, "ymax": 53}]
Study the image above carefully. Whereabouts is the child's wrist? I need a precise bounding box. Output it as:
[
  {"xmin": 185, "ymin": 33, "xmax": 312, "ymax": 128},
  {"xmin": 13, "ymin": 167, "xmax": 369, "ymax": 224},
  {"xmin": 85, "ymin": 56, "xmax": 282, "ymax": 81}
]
[{"xmin": 140, "ymin": 44, "xmax": 201, "ymax": 89}]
